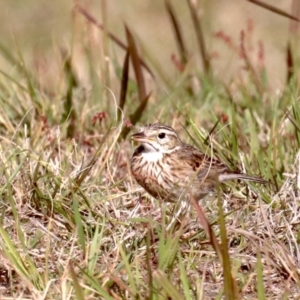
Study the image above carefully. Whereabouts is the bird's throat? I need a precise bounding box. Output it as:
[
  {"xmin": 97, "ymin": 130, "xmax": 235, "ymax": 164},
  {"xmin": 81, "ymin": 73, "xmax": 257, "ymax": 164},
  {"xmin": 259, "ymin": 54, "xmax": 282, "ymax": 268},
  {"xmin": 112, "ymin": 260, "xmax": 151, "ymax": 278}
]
[{"xmin": 141, "ymin": 149, "xmax": 163, "ymax": 162}]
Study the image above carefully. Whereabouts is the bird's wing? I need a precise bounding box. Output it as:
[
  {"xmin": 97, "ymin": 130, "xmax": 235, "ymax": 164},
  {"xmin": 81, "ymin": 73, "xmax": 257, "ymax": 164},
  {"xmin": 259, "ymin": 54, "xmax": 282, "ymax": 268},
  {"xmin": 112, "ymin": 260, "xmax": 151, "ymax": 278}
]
[
  {"xmin": 175, "ymin": 144, "xmax": 231, "ymax": 179},
  {"xmin": 177, "ymin": 144, "xmax": 267, "ymax": 184}
]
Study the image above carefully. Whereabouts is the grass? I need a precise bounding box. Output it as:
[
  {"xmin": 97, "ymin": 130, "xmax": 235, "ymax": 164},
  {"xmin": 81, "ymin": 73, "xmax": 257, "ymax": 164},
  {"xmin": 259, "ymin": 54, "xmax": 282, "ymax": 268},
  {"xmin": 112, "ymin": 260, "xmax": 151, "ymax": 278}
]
[{"xmin": 0, "ymin": 1, "xmax": 300, "ymax": 299}]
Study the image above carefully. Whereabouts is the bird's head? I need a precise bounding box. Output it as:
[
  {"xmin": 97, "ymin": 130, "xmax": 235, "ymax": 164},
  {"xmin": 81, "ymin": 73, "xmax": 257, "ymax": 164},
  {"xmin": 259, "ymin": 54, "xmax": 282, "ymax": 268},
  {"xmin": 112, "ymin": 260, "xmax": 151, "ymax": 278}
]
[{"xmin": 131, "ymin": 123, "xmax": 182, "ymax": 153}]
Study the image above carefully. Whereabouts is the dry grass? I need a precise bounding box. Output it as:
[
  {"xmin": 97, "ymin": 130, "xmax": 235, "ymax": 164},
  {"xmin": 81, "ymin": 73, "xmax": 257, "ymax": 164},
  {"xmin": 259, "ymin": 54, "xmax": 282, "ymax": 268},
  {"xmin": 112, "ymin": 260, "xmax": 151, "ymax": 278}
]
[
  {"xmin": 0, "ymin": 103, "xmax": 299, "ymax": 299},
  {"xmin": 0, "ymin": 1, "xmax": 300, "ymax": 299}
]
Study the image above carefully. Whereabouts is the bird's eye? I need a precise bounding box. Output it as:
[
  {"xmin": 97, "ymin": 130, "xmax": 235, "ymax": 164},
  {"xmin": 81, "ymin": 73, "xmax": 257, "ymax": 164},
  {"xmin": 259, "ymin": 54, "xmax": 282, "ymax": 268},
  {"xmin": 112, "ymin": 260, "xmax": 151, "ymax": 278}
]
[{"xmin": 158, "ymin": 132, "xmax": 166, "ymax": 139}]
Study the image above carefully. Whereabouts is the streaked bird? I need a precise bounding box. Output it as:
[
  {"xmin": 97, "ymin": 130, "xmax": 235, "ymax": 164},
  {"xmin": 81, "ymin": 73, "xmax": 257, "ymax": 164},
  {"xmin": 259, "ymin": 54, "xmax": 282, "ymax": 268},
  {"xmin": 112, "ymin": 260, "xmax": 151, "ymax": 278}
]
[{"xmin": 131, "ymin": 123, "xmax": 266, "ymax": 202}]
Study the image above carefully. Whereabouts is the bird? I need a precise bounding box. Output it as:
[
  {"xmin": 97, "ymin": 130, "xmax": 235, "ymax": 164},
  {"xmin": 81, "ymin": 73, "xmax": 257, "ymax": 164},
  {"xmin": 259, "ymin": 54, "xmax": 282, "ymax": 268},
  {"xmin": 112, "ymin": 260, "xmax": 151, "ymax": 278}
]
[{"xmin": 130, "ymin": 123, "xmax": 267, "ymax": 203}]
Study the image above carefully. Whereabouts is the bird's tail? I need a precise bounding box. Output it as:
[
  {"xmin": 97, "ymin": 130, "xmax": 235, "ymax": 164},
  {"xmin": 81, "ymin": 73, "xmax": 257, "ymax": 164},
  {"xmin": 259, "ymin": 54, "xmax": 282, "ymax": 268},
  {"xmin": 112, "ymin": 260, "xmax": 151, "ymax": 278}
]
[{"xmin": 218, "ymin": 172, "xmax": 268, "ymax": 184}]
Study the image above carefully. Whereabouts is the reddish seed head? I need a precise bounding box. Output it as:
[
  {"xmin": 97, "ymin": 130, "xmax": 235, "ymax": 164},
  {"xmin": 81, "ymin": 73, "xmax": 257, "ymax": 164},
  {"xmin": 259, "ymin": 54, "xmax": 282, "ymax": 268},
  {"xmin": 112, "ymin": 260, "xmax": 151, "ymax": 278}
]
[
  {"xmin": 92, "ymin": 111, "xmax": 108, "ymax": 125},
  {"xmin": 124, "ymin": 118, "xmax": 133, "ymax": 128}
]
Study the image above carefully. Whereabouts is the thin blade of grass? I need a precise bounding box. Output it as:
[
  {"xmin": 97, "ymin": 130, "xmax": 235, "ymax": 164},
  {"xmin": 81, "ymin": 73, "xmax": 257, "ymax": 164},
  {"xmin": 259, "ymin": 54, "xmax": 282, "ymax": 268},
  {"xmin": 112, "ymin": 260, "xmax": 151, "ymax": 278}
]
[
  {"xmin": 75, "ymin": 4, "xmax": 126, "ymax": 49},
  {"xmin": 146, "ymin": 228, "xmax": 154, "ymax": 299},
  {"xmin": 0, "ymin": 226, "xmax": 29, "ymax": 276},
  {"xmin": 62, "ymin": 55, "xmax": 78, "ymax": 138},
  {"xmin": 118, "ymin": 50, "xmax": 130, "ymax": 121},
  {"xmin": 125, "ymin": 26, "xmax": 146, "ymax": 103},
  {"xmin": 189, "ymin": 119, "xmax": 240, "ymax": 169},
  {"xmin": 0, "ymin": 43, "xmax": 39, "ymax": 99},
  {"xmin": 286, "ymin": 43, "xmax": 294, "ymax": 83},
  {"xmin": 75, "ymin": 4, "xmax": 154, "ymax": 78},
  {"xmin": 153, "ymin": 270, "xmax": 184, "ymax": 300},
  {"xmin": 189, "ymin": 195, "xmax": 222, "ymax": 262},
  {"xmin": 109, "ymin": 274, "xmax": 138, "ymax": 297},
  {"xmin": 0, "ymin": 226, "xmax": 44, "ymax": 290},
  {"xmin": 14, "ymin": 43, "xmax": 39, "ymax": 106},
  {"xmin": 256, "ymin": 249, "xmax": 266, "ymax": 300},
  {"xmin": 101, "ymin": 0, "xmax": 110, "ymax": 105},
  {"xmin": 247, "ymin": 0, "xmax": 300, "ymax": 22},
  {"xmin": 157, "ymin": 218, "xmax": 181, "ymax": 272},
  {"xmin": 288, "ymin": 107, "xmax": 300, "ymax": 148},
  {"xmin": 216, "ymin": 185, "xmax": 239, "ymax": 300},
  {"xmin": 69, "ymin": 262, "xmax": 85, "ymax": 300},
  {"xmin": 178, "ymin": 252, "xmax": 192, "ymax": 300},
  {"xmin": 75, "ymin": 125, "xmax": 112, "ymax": 187},
  {"xmin": 120, "ymin": 93, "xmax": 151, "ymax": 139},
  {"xmin": 165, "ymin": 0, "xmax": 194, "ymax": 96},
  {"xmin": 72, "ymin": 195, "xmax": 86, "ymax": 256},
  {"xmin": 203, "ymin": 117, "xmax": 221, "ymax": 146},
  {"xmin": 243, "ymin": 110, "xmax": 260, "ymax": 169},
  {"xmin": 118, "ymin": 244, "xmax": 138, "ymax": 297},
  {"xmin": 288, "ymin": 111, "xmax": 300, "ymax": 133},
  {"xmin": 165, "ymin": 0, "xmax": 188, "ymax": 65},
  {"xmin": 240, "ymin": 31, "xmax": 264, "ymax": 95},
  {"xmin": 0, "ymin": 43, "xmax": 23, "ymax": 70},
  {"xmin": 0, "ymin": 149, "xmax": 29, "ymax": 192},
  {"xmin": 129, "ymin": 93, "xmax": 151, "ymax": 125},
  {"xmin": 186, "ymin": 0, "xmax": 210, "ymax": 73},
  {"xmin": 230, "ymin": 106, "xmax": 238, "ymax": 159},
  {"xmin": 80, "ymin": 268, "xmax": 114, "ymax": 299}
]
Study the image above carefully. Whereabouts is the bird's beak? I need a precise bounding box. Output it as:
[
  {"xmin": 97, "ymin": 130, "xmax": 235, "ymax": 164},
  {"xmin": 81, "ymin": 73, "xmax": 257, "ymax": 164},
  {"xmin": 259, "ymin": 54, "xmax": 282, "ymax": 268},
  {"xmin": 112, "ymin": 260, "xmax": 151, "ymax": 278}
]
[{"xmin": 131, "ymin": 132, "xmax": 152, "ymax": 143}]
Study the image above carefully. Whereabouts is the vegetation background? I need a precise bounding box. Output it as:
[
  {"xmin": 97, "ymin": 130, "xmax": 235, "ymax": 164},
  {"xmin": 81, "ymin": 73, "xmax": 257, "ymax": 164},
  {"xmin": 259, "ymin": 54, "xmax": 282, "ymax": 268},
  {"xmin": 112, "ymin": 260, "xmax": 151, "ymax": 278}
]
[{"xmin": 0, "ymin": 0, "xmax": 299, "ymax": 299}]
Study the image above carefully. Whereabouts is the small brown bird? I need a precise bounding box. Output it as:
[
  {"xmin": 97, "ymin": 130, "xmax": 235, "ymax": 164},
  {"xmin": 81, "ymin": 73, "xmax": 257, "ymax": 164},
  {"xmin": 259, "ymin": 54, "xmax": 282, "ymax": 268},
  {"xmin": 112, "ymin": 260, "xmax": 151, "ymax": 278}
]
[{"xmin": 131, "ymin": 123, "xmax": 266, "ymax": 202}]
